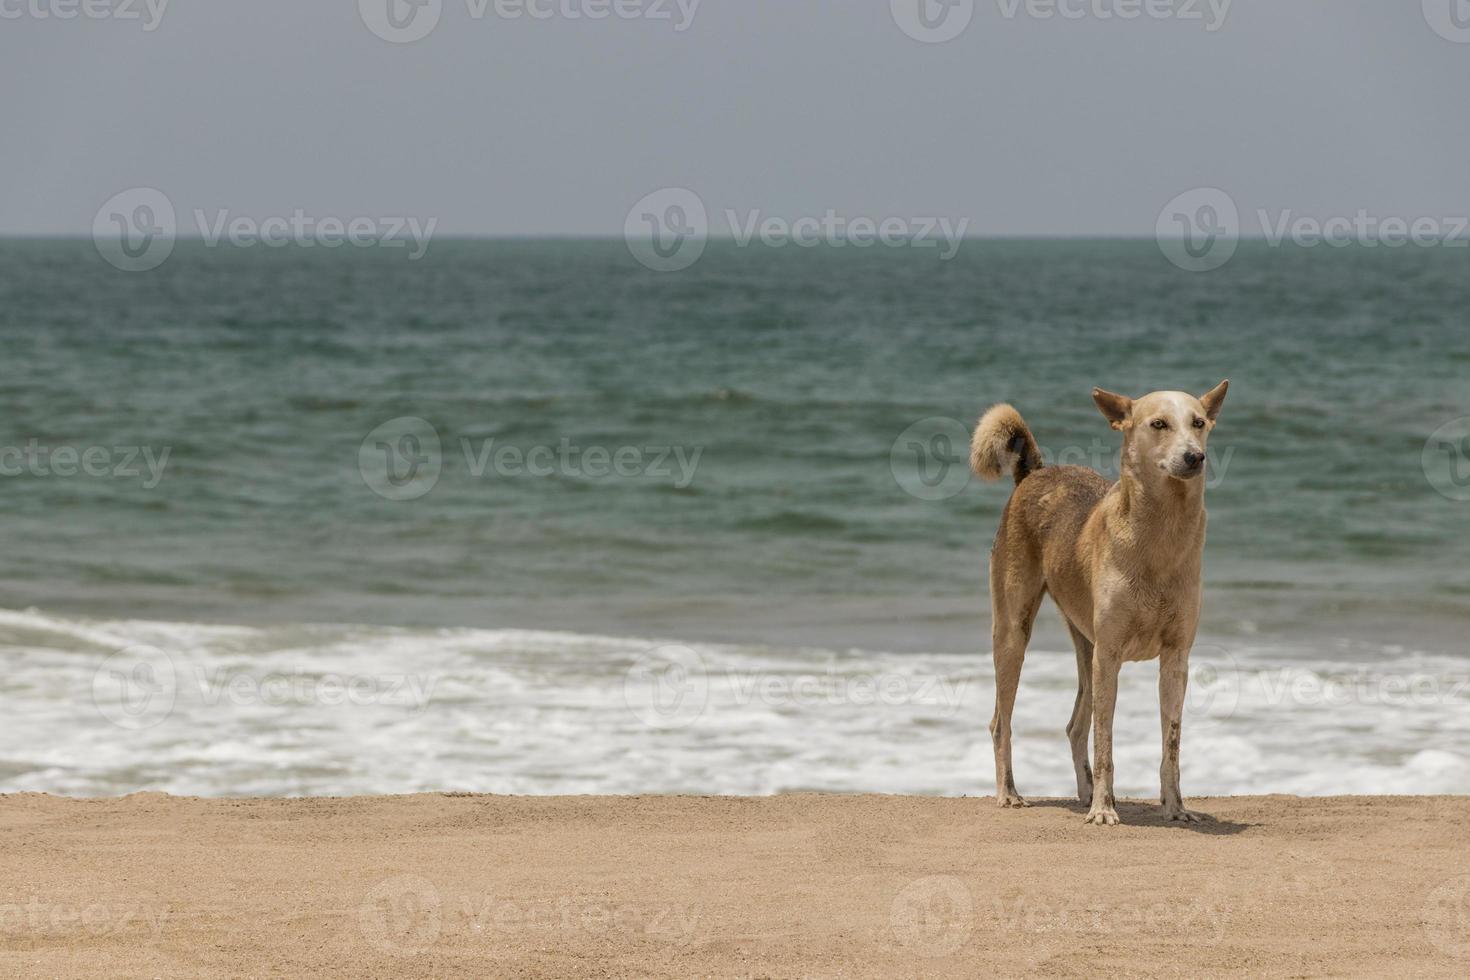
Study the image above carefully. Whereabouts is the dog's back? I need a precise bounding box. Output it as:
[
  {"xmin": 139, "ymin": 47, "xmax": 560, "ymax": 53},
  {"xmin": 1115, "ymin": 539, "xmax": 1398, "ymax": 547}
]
[{"xmin": 971, "ymin": 405, "xmax": 1111, "ymax": 634}]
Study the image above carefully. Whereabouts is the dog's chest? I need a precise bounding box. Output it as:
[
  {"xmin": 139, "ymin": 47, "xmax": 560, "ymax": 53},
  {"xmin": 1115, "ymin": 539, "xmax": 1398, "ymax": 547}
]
[{"xmin": 1117, "ymin": 589, "xmax": 1197, "ymax": 661}]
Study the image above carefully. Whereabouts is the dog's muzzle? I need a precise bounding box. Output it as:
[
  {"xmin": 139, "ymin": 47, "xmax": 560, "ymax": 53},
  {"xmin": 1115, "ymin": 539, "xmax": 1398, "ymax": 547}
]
[{"xmin": 1176, "ymin": 450, "xmax": 1206, "ymax": 477}]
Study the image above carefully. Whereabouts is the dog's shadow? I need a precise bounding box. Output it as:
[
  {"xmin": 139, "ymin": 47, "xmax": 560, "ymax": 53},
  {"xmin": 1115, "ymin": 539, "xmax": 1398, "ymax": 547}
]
[{"xmin": 1026, "ymin": 799, "xmax": 1253, "ymax": 835}]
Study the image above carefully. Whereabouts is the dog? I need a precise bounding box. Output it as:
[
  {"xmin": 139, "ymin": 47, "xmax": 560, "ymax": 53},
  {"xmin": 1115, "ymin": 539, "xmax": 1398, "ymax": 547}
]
[{"xmin": 969, "ymin": 381, "xmax": 1228, "ymax": 826}]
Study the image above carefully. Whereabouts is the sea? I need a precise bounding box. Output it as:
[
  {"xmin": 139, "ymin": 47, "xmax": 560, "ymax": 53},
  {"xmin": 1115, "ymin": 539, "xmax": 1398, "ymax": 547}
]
[{"xmin": 1, "ymin": 239, "xmax": 1467, "ymax": 799}]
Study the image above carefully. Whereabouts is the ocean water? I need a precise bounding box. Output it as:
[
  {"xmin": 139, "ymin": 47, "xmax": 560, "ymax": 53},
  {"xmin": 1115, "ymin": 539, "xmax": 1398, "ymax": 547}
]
[{"xmin": 1, "ymin": 239, "xmax": 1467, "ymax": 798}]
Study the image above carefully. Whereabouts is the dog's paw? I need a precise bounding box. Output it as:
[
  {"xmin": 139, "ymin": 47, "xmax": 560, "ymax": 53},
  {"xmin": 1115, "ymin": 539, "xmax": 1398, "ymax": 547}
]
[
  {"xmin": 1083, "ymin": 806, "xmax": 1120, "ymax": 826},
  {"xmin": 1165, "ymin": 808, "xmax": 1211, "ymax": 823},
  {"xmin": 997, "ymin": 793, "xmax": 1030, "ymax": 809}
]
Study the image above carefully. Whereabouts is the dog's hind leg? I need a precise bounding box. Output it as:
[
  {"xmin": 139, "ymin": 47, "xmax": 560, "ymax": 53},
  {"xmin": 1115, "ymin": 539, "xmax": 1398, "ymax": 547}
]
[
  {"xmin": 1064, "ymin": 622, "xmax": 1094, "ymax": 806},
  {"xmin": 989, "ymin": 555, "xmax": 1044, "ymax": 809}
]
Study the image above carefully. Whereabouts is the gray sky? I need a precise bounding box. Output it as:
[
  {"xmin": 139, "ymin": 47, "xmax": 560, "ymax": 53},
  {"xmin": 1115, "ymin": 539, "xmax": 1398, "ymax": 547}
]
[{"xmin": 2, "ymin": 0, "xmax": 1467, "ymax": 236}]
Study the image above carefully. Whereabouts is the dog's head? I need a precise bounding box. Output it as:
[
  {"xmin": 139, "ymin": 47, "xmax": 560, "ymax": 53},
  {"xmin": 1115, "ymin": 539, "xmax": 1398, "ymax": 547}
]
[{"xmin": 1092, "ymin": 381, "xmax": 1228, "ymax": 482}]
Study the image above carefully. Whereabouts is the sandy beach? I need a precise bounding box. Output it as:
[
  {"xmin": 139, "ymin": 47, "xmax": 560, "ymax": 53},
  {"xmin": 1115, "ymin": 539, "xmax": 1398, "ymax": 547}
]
[{"xmin": 1, "ymin": 793, "xmax": 1466, "ymax": 977}]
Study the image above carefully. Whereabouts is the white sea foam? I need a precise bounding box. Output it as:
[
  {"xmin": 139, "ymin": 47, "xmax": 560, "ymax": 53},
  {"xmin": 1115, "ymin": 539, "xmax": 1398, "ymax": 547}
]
[{"xmin": 1, "ymin": 607, "xmax": 1466, "ymax": 798}]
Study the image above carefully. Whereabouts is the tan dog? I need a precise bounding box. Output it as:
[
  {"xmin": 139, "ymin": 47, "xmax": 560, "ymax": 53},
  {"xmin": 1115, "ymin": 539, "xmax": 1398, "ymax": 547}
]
[{"xmin": 970, "ymin": 382, "xmax": 1228, "ymax": 826}]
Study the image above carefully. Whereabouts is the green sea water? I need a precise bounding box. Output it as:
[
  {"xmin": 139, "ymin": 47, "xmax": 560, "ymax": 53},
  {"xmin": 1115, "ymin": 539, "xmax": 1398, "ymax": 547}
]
[{"xmin": 0, "ymin": 238, "xmax": 1466, "ymax": 655}]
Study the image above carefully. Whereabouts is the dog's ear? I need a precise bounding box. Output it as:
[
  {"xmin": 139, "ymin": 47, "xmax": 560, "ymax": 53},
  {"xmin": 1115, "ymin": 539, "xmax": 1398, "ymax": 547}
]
[
  {"xmin": 1199, "ymin": 379, "xmax": 1229, "ymax": 422},
  {"xmin": 1092, "ymin": 388, "xmax": 1133, "ymax": 430}
]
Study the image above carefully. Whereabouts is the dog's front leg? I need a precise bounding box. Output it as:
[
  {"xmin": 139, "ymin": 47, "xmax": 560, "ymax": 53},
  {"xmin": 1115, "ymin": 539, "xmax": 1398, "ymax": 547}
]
[
  {"xmin": 1159, "ymin": 651, "xmax": 1210, "ymax": 823},
  {"xmin": 1083, "ymin": 653, "xmax": 1121, "ymax": 826}
]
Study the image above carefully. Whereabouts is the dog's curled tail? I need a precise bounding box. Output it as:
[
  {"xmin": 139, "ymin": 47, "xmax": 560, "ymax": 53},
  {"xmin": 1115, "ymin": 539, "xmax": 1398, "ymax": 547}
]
[{"xmin": 971, "ymin": 404, "xmax": 1044, "ymax": 486}]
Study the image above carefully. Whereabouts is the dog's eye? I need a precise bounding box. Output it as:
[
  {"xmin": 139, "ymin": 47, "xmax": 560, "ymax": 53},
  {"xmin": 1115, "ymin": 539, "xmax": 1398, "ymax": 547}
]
[
  {"xmin": 1192, "ymin": 418, "xmax": 1206, "ymax": 429},
  {"xmin": 1150, "ymin": 420, "xmax": 1168, "ymax": 430}
]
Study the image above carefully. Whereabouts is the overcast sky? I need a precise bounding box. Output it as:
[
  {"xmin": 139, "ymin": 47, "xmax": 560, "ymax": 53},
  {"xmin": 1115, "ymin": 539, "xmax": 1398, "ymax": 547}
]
[{"xmin": 2, "ymin": 0, "xmax": 1467, "ymax": 236}]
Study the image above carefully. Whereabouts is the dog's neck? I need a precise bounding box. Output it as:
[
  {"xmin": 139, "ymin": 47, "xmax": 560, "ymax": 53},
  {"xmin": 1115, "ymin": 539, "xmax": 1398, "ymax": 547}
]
[{"xmin": 1113, "ymin": 459, "xmax": 1207, "ymax": 554}]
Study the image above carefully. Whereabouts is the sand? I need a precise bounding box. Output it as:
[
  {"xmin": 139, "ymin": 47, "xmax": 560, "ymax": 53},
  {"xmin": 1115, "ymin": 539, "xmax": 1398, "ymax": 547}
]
[{"xmin": 2, "ymin": 793, "xmax": 1468, "ymax": 978}]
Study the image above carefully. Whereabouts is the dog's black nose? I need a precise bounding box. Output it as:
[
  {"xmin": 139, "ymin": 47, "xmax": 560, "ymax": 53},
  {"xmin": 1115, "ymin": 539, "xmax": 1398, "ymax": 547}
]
[{"xmin": 1183, "ymin": 450, "xmax": 1205, "ymax": 468}]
